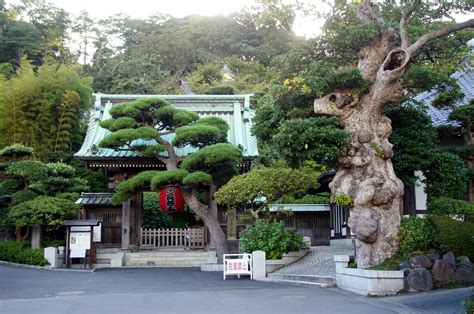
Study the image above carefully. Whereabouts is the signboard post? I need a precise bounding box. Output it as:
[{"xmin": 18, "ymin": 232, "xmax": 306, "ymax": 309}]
[
  {"xmin": 62, "ymin": 220, "xmax": 99, "ymax": 268},
  {"xmin": 223, "ymin": 253, "xmax": 253, "ymax": 280}
]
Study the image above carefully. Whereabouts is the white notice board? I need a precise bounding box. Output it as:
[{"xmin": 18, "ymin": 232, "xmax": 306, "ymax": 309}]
[{"xmin": 70, "ymin": 232, "xmax": 91, "ymax": 258}]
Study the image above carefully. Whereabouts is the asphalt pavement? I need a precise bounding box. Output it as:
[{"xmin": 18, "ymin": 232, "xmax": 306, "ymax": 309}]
[{"xmin": 0, "ymin": 265, "xmax": 472, "ymax": 313}]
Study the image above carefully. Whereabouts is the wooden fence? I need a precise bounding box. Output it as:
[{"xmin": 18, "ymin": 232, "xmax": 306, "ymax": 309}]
[{"xmin": 140, "ymin": 227, "xmax": 207, "ymax": 249}]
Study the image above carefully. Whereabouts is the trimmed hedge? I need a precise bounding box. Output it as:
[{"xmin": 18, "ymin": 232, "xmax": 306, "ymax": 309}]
[
  {"xmin": 0, "ymin": 241, "xmax": 48, "ymax": 266},
  {"xmin": 427, "ymin": 197, "xmax": 474, "ymax": 221},
  {"xmin": 431, "ymin": 217, "xmax": 474, "ymax": 260}
]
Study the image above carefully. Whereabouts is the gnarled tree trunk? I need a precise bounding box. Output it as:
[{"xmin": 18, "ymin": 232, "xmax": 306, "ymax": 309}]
[
  {"xmin": 183, "ymin": 187, "xmax": 228, "ymax": 263},
  {"xmin": 314, "ymin": 3, "xmax": 474, "ymax": 267}
]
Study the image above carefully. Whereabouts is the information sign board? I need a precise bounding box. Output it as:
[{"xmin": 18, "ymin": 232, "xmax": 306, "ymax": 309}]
[{"xmin": 70, "ymin": 232, "xmax": 91, "ymax": 258}]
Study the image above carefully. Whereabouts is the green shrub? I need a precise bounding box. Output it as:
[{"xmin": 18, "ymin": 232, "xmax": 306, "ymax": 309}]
[
  {"xmin": 240, "ymin": 220, "xmax": 305, "ymax": 259},
  {"xmin": 0, "ymin": 178, "xmax": 22, "ymax": 195},
  {"xmin": 462, "ymin": 293, "xmax": 474, "ymax": 314},
  {"xmin": 431, "ymin": 217, "xmax": 474, "ymax": 260},
  {"xmin": 423, "ymin": 151, "xmax": 468, "ymax": 199},
  {"xmin": 331, "ymin": 193, "xmax": 353, "ymax": 207},
  {"xmin": 204, "ymin": 85, "xmax": 239, "ymax": 95},
  {"xmin": 142, "ymin": 192, "xmax": 173, "ymax": 229},
  {"xmin": 0, "ymin": 241, "xmax": 48, "ymax": 266},
  {"xmin": 428, "ymin": 197, "xmax": 474, "ymax": 221},
  {"xmin": 280, "ymin": 193, "xmax": 330, "ymax": 204},
  {"xmin": 398, "ymin": 217, "xmax": 435, "ymax": 259}
]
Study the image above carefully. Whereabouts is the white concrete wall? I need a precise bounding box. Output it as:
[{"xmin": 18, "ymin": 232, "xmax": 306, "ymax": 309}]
[
  {"xmin": 414, "ymin": 171, "xmax": 428, "ymax": 211},
  {"xmin": 334, "ymin": 255, "xmax": 405, "ymax": 296}
]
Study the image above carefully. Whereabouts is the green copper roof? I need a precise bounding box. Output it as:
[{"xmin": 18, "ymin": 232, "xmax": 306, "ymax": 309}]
[{"xmin": 75, "ymin": 94, "xmax": 258, "ymax": 159}]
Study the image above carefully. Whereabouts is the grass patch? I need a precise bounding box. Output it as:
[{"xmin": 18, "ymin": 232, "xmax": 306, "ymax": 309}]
[
  {"xmin": 462, "ymin": 293, "xmax": 474, "ymax": 314},
  {"xmin": 365, "ymin": 256, "xmax": 402, "ymax": 270}
]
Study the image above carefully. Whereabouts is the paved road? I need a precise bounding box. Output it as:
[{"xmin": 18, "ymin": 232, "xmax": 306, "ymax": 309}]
[{"xmin": 0, "ymin": 265, "xmax": 471, "ymax": 313}]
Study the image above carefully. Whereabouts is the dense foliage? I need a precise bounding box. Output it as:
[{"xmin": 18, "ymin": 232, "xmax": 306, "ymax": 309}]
[
  {"xmin": 9, "ymin": 196, "xmax": 79, "ymax": 228},
  {"xmin": 431, "ymin": 217, "xmax": 474, "ymax": 261},
  {"xmin": 427, "ymin": 197, "xmax": 474, "ymax": 221},
  {"xmin": 0, "ymin": 241, "xmax": 48, "ymax": 266},
  {"xmin": 398, "ymin": 217, "xmax": 435, "ymax": 259},
  {"xmin": 142, "ymin": 192, "xmax": 173, "ymax": 229},
  {"xmin": 423, "ymin": 151, "xmax": 469, "ymax": 199},
  {"xmin": 215, "ymin": 166, "xmax": 319, "ymax": 211},
  {"xmin": 239, "ymin": 220, "xmax": 305, "ymax": 259},
  {"xmin": 0, "ymin": 59, "xmax": 93, "ymax": 157},
  {"xmin": 385, "ymin": 105, "xmax": 436, "ymax": 184}
]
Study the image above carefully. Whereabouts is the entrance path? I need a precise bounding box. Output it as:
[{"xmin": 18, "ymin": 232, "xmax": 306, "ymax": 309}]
[{"xmin": 272, "ymin": 246, "xmax": 353, "ymax": 277}]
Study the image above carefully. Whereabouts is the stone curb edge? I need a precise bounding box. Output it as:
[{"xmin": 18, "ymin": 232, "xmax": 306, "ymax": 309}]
[{"xmin": 0, "ymin": 260, "xmax": 95, "ymax": 272}]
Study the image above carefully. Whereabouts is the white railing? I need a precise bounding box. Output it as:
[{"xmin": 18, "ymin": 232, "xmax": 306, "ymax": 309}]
[{"xmin": 140, "ymin": 227, "xmax": 206, "ymax": 249}]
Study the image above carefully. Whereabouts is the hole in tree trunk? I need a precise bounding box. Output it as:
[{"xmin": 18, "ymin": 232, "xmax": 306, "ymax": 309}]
[
  {"xmin": 383, "ymin": 51, "xmax": 407, "ymax": 71},
  {"xmin": 329, "ymin": 94, "xmax": 337, "ymax": 102}
]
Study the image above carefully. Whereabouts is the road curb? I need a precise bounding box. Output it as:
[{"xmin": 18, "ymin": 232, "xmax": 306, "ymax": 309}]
[{"xmin": 0, "ymin": 260, "xmax": 95, "ymax": 272}]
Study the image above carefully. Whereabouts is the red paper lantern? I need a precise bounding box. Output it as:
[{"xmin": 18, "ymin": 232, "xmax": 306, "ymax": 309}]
[{"xmin": 159, "ymin": 186, "xmax": 185, "ymax": 214}]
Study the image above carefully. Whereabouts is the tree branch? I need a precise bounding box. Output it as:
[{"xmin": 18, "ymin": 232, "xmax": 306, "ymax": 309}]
[
  {"xmin": 400, "ymin": 0, "xmax": 421, "ymax": 49},
  {"xmin": 407, "ymin": 19, "xmax": 474, "ymax": 56},
  {"xmin": 314, "ymin": 95, "xmax": 343, "ymax": 117}
]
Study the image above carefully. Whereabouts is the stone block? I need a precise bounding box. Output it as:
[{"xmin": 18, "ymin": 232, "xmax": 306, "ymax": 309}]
[
  {"xmin": 457, "ymin": 256, "xmax": 472, "ymax": 268},
  {"xmin": 410, "ymin": 255, "xmax": 433, "ymax": 269},
  {"xmin": 442, "ymin": 252, "xmax": 456, "ymax": 270},
  {"xmin": 452, "ymin": 264, "xmax": 474, "ymax": 284},
  {"xmin": 407, "ymin": 268, "xmax": 433, "ymax": 292},
  {"xmin": 426, "ymin": 253, "xmax": 441, "ymax": 262},
  {"xmin": 432, "ymin": 260, "xmax": 454, "ymax": 282}
]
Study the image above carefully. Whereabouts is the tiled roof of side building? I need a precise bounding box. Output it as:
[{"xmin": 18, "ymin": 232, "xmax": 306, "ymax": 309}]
[
  {"xmin": 75, "ymin": 193, "xmax": 114, "ymax": 206},
  {"xmin": 412, "ymin": 69, "xmax": 474, "ymax": 126},
  {"xmin": 75, "ymin": 94, "xmax": 259, "ymax": 159}
]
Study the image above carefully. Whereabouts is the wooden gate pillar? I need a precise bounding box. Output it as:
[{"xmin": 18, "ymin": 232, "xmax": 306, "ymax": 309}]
[{"xmin": 121, "ymin": 199, "xmax": 131, "ymax": 250}]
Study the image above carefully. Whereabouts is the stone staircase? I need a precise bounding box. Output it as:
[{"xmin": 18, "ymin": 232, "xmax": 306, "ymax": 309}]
[
  {"xmin": 95, "ymin": 247, "xmax": 122, "ymax": 269},
  {"xmin": 264, "ymin": 245, "xmax": 353, "ymax": 288},
  {"xmin": 123, "ymin": 250, "xmax": 217, "ymax": 267},
  {"xmin": 266, "ymin": 274, "xmax": 336, "ymax": 288}
]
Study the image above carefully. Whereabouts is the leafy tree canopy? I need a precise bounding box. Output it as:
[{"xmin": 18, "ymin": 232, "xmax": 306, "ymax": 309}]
[{"xmin": 9, "ymin": 196, "xmax": 78, "ymax": 227}]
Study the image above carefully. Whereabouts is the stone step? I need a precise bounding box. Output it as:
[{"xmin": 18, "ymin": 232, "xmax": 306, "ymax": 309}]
[
  {"xmin": 125, "ymin": 251, "xmax": 215, "ymax": 256},
  {"xmin": 96, "ymin": 253, "xmax": 120, "ymax": 260},
  {"xmin": 260, "ymin": 277, "xmax": 336, "ymax": 288},
  {"xmin": 268, "ymin": 274, "xmax": 336, "ymax": 284},
  {"xmin": 125, "ymin": 255, "xmax": 211, "ymax": 260},
  {"xmin": 124, "ymin": 261, "xmax": 204, "ymax": 267},
  {"xmin": 124, "ymin": 259, "xmax": 211, "ymax": 265},
  {"xmin": 96, "ymin": 248, "xmax": 122, "ymax": 253},
  {"xmin": 96, "ymin": 258, "xmax": 111, "ymax": 265}
]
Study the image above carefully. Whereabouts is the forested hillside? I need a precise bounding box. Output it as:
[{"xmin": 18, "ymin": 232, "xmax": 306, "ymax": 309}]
[{"xmin": 2, "ymin": 0, "xmax": 471, "ymax": 155}]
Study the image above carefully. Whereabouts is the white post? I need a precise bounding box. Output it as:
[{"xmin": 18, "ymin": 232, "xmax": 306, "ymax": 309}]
[
  {"xmin": 252, "ymin": 250, "xmax": 266, "ymax": 279},
  {"xmin": 44, "ymin": 247, "xmax": 59, "ymax": 268}
]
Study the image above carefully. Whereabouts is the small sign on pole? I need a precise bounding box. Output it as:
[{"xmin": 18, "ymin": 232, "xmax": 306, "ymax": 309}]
[{"xmin": 223, "ymin": 253, "xmax": 252, "ymax": 280}]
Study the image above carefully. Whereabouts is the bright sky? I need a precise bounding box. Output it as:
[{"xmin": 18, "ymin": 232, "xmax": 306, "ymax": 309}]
[{"xmin": 8, "ymin": 0, "xmax": 322, "ymax": 38}]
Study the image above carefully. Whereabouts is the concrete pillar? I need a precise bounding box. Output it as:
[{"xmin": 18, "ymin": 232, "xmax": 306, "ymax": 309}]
[
  {"xmin": 334, "ymin": 255, "xmax": 350, "ymax": 273},
  {"xmin": 252, "ymin": 250, "xmax": 266, "ymax": 279},
  {"xmin": 226, "ymin": 208, "xmax": 237, "ymax": 240},
  {"xmin": 122, "ymin": 199, "xmax": 131, "ymax": 250},
  {"xmin": 31, "ymin": 226, "xmax": 42, "ymax": 248},
  {"xmin": 44, "ymin": 247, "xmax": 63, "ymax": 268}
]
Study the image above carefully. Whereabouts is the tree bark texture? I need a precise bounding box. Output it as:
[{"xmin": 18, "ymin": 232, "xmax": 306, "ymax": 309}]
[
  {"xmin": 314, "ymin": 31, "xmax": 409, "ymax": 268},
  {"xmin": 314, "ymin": 6, "xmax": 473, "ymax": 266},
  {"xmin": 183, "ymin": 188, "xmax": 228, "ymax": 263}
]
